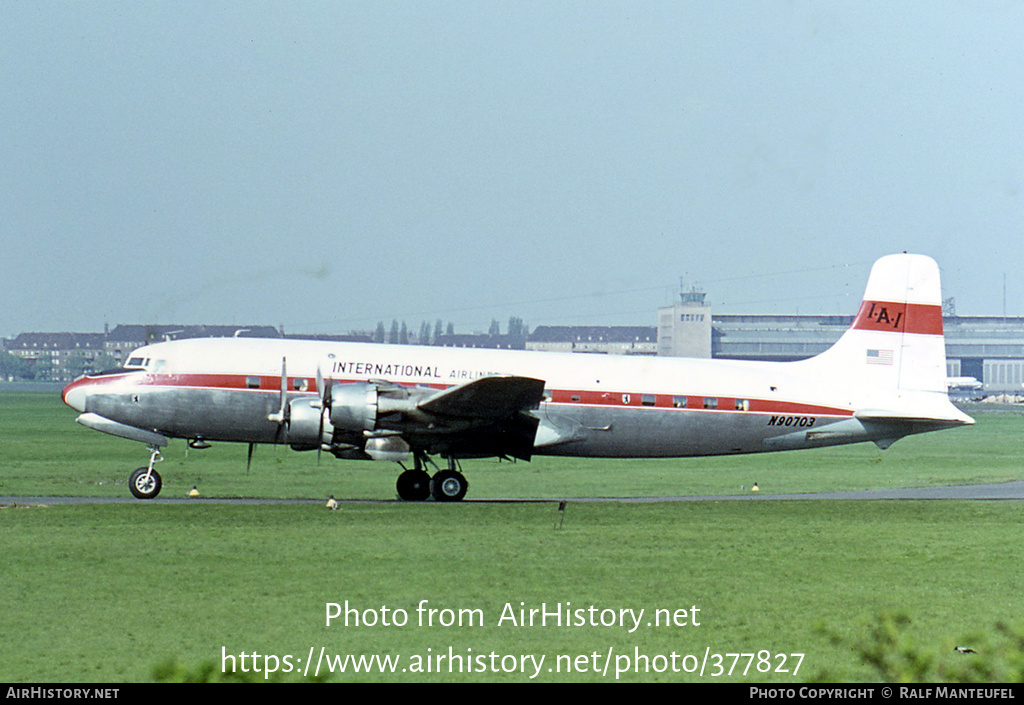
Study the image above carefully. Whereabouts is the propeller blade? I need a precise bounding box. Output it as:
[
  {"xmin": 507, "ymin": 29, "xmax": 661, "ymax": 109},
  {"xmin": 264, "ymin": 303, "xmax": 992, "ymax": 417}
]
[
  {"xmin": 270, "ymin": 357, "xmax": 289, "ymax": 443},
  {"xmin": 268, "ymin": 358, "xmax": 288, "ymax": 417},
  {"xmin": 280, "ymin": 356, "xmax": 288, "ymax": 403},
  {"xmin": 317, "ymin": 414, "xmax": 323, "ymax": 466},
  {"xmin": 317, "ymin": 367, "xmax": 332, "ymax": 466}
]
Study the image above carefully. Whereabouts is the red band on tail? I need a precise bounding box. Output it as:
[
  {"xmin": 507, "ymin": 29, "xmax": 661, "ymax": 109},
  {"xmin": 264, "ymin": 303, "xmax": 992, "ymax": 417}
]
[{"xmin": 853, "ymin": 301, "xmax": 943, "ymax": 335}]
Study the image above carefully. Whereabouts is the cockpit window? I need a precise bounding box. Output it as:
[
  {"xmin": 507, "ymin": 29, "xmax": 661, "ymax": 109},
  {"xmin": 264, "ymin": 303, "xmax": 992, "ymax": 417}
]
[
  {"xmin": 124, "ymin": 356, "xmax": 165, "ymax": 372},
  {"xmin": 91, "ymin": 367, "xmax": 146, "ymax": 377}
]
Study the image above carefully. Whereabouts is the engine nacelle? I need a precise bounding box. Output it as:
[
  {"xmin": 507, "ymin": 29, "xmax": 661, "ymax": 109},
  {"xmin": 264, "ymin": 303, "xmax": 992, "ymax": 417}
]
[
  {"xmin": 285, "ymin": 398, "xmax": 333, "ymax": 449},
  {"xmin": 286, "ymin": 383, "xmax": 419, "ymax": 457},
  {"xmin": 364, "ymin": 435, "xmax": 410, "ymax": 462},
  {"xmin": 328, "ymin": 382, "xmax": 379, "ymax": 433}
]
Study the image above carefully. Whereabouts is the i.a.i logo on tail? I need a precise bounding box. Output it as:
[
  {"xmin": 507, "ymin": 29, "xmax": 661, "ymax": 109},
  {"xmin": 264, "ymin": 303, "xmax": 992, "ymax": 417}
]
[
  {"xmin": 853, "ymin": 300, "xmax": 944, "ymax": 335},
  {"xmin": 855, "ymin": 301, "xmax": 906, "ymax": 332}
]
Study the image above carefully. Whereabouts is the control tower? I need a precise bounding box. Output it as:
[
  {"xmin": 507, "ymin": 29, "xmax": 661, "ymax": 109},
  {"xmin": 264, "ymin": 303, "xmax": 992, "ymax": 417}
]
[{"xmin": 657, "ymin": 287, "xmax": 711, "ymax": 358}]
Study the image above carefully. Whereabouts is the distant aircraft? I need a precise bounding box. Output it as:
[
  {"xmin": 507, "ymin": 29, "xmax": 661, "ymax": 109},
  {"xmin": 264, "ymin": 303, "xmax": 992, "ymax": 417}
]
[
  {"xmin": 62, "ymin": 253, "xmax": 973, "ymax": 501},
  {"xmin": 946, "ymin": 376, "xmax": 982, "ymax": 390}
]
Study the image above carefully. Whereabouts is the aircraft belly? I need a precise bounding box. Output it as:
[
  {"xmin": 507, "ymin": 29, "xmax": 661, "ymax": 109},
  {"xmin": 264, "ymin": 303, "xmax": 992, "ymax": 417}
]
[
  {"xmin": 87, "ymin": 383, "xmax": 861, "ymax": 457},
  {"xmin": 537, "ymin": 406, "xmax": 803, "ymax": 458}
]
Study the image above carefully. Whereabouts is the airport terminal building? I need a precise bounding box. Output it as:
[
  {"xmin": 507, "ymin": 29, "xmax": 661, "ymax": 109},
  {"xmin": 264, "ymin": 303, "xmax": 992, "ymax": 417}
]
[
  {"xmin": 707, "ymin": 313, "xmax": 1024, "ymax": 393},
  {"xmin": 650, "ymin": 290, "xmax": 1024, "ymax": 392}
]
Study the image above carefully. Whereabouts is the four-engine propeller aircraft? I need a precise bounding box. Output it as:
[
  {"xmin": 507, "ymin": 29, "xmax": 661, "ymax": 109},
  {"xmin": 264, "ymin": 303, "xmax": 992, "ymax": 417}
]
[{"xmin": 62, "ymin": 253, "xmax": 973, "ymax": 501}]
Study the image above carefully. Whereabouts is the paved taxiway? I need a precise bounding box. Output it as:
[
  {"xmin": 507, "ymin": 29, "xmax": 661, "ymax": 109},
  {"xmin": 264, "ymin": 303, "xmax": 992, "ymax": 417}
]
[{"xmin": 4, "ymin": 481, "xmax": 1024, "ymax": 505}]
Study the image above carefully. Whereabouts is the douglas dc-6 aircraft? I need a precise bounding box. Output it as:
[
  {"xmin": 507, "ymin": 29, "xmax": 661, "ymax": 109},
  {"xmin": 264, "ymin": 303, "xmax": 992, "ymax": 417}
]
[{"xmin": 62, "ymin": 253, "xmax": 973, "ymax": 501}]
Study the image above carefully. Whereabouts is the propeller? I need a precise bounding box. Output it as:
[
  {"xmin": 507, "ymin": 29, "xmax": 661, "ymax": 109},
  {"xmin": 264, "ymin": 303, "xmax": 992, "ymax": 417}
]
[
  {"xmin": 268, "ymin": 357, "xmax": 289, "ymax": 443},
  {"xmin": 316, "ymin": 364, "xmax": 332, "ymax": 464}
]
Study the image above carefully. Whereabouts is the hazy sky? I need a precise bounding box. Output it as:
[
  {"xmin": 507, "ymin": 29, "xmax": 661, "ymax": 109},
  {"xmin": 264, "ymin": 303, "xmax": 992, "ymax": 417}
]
[{"xmin": 3, "ymin": 2, "xmax": 1023, "ymax": 339}]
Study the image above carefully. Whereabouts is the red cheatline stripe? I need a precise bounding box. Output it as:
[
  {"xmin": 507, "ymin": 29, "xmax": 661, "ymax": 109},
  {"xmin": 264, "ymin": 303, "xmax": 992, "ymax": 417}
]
[
  {"xmin": 852, "ymin": 300, "xmax": 943, "ymax": 335},
  {"xmin": 71, "ymin": 373, "xmax": 850, "ymax": 418}
]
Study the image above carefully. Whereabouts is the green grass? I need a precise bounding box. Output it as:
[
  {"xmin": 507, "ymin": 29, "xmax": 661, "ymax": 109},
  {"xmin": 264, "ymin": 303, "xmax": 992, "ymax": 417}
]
[
  {"xmin": 6, "ymin": 498, "xmax": 1024, "ymax": 680},
  {"xmin": 3, "ymin": 501, "xmax": 1024, "ymax": 682},
  {"xmin": 2, "ymin": 391, "xmax": 1024, "ymax": 682}
]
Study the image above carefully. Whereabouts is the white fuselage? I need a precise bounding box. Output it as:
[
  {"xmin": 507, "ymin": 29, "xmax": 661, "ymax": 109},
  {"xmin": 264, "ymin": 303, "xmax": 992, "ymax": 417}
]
[{"xmin": 62, "ymin": 334, "xmax": 961, "ymax": 459}]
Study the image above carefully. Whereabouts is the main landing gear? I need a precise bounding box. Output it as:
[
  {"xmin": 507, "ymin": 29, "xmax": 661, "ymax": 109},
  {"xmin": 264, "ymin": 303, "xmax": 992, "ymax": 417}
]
[
  {"xmin": 124, "ymin": 445, "xmax": 467, "ymax": 502},
  {"xmin": 396, "ymin": 453, "xmax": 468, "ymax": 502},
  {"xmin": 128, "ymin": 446, "xmax": 164, "ymax": 499}
]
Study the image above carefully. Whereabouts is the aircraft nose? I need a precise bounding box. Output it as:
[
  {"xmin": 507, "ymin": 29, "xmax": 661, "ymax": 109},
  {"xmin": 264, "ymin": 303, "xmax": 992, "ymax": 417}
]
[{"xmin": 62, "ymin": 379, "xmax": 89, "ymax": 412}]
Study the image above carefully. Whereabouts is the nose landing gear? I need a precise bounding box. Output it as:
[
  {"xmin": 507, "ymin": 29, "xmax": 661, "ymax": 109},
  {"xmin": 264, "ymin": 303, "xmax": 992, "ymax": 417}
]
[{"xmin": 128, "ymin": 446, "xmax": 164, "ymax": 499}]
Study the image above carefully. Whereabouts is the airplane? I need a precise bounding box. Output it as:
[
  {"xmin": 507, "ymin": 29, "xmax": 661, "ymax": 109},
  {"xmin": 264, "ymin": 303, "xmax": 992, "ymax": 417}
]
[
  {"xmin": 946, "ymin": 376, "xmax": 983, "ymax": 391},
  {"xmin": 62, "ymin": 253, "xmax": 974, "ymax": 501}
]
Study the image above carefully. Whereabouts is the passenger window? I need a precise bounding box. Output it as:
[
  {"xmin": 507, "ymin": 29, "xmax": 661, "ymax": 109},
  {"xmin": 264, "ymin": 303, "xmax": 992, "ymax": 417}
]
[
  {"xmin": 673, "ymin": 396, "xmax": 687, "ymax": 408},
  {"xmin": 735, "ymin": 399, "xmax": 750, "ymax": 411},
  {"xmin": 704, "ymin": 397, "xmax": 718, "ymax": 410},
  {"xmin": 246, "ymin": 376, "xmax": 260, "ymax": 389},
  {"xmin": 641, "ymin": 394, "xmax": 656, "ymax": 407}
]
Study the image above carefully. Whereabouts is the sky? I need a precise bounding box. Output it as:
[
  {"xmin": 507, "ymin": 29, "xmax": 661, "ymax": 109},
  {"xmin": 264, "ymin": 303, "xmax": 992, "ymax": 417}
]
[{"xmin": 3, "ymin": 2, "xmax": 1023, "ymax": 339}]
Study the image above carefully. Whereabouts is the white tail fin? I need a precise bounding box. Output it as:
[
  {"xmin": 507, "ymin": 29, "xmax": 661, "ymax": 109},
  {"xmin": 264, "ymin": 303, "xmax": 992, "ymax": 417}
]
[
  {"xmin": 797, "ymin": 253, "xmax": 973, "ymax": 428},
  {"xmin": 810, "ymin": 254, "xmax": 946, "ymax": 392}
]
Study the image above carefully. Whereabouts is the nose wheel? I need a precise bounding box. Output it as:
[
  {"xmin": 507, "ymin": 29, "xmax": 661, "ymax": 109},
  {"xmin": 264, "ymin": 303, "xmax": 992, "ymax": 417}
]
[{"xmin": 128, "ymin": 447, "xmax": 164, "ymax": 499}]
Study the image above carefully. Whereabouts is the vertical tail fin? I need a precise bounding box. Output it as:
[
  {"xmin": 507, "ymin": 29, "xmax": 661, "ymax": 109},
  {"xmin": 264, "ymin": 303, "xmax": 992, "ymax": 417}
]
[
  {"xmin": 853, "ymin": 253, "xmax": 947, "ymax": 393},
  {"xmin": 804, "ymin": 254, "xmax": 946, "ymax": 392},
  {"xmin": 797, "ymin": 253, "xmax": 972, "ymax": 428}
]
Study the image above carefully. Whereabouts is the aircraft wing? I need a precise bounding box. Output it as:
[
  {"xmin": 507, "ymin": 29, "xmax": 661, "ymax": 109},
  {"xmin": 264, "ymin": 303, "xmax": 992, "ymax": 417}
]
[{"xmin": 418, "ymin": 375, "xmax": 546, "ymax": 419}]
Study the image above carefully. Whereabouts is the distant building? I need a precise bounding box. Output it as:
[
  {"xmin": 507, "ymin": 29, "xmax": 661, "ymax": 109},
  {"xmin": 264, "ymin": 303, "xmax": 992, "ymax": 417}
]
[
  {"xmin": 657, "ymin": 289, "xmax": 712, "ymax": 358},
  {"xmin": 282, "ymin": 332, "xmax": 373, "ymax": 343},
  {"xmin": 436, "ymin": 334, "xmax": 526, "ymax": 350},
  {"xmin": 711, "ymin": 314, "xmax": 852, "ymax": 362},
  {"xmin": 6, "ymin": 324, "xmax": 282, "ymax": 383},
  {"xmin": 106, "ymin": 324, "xmax": 281, "ymax": 345},
  {"xmin": 713, "ymin": 314, "xmax": 1024, "ymax": 393},
  {"xmin": 103, "ymin": 325, "xmax": 282, "ymax": 370},
  {"xmin": 527, "ymin": 326, "xmax": 656, "ymax": 355},
  {"xmin": 6, "ymin": 332, "xmax": 110, "ymax": 382}
]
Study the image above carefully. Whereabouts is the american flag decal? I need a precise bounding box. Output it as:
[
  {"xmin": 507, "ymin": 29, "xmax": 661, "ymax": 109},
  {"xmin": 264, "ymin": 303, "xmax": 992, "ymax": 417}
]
[{"xmin": 866, "ymin": 349, "xmax": 894, "ymax": 365}]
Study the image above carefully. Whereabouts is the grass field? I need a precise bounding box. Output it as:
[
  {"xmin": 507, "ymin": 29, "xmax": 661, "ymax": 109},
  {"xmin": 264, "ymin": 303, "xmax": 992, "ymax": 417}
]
[{"xmin": 2, "ymin": 391, "xmax": 1024, "ymax": 682}]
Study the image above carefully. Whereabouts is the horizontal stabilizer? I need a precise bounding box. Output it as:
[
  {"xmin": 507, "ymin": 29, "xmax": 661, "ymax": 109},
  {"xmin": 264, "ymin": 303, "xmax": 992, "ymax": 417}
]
[
  {"xmin": 854, "ymin": 407, "xmax": 974, "ymax": 428},
  {"xmin": 418, "ymin": 375, "xmax": 546, "ymax": 420}
]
